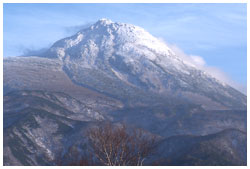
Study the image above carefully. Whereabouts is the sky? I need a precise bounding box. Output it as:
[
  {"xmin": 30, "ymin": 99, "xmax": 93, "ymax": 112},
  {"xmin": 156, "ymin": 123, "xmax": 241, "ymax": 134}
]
[{"xmin": 3, "ymin": 3, "xmax": 247, "ymax": 94}]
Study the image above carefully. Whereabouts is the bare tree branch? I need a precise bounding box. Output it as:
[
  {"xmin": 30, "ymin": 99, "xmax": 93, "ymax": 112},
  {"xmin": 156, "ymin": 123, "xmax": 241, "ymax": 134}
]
[{"xmin": 86, "ymin": 122, "xmax": 156, "ymax": 166}]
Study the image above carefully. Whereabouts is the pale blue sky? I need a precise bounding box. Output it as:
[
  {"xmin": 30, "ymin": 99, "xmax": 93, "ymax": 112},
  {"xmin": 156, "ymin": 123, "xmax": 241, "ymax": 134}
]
[{"xmin": 3, "ymin": 3, "xmax": 247, "ymax": 93}]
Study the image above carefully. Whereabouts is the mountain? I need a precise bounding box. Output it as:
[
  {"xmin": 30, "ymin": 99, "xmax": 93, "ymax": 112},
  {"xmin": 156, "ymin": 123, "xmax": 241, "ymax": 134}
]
[
  {"xmin": 3, "ymin": 18, "xmax": 247, "ymax": 166},
  {"xmin": 154, "ymin": 128, "xmax": 247, "ymax": 166},
  {"xmin": 44, "ymin": 18, "xmax": 246, "ymax": 110}
]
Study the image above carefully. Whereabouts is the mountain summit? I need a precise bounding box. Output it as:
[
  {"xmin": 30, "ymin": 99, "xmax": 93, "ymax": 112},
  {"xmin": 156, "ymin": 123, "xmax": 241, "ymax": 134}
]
[
  {"xmin": 43, "ymin": 19, "xmax": 246, "ymax": 110},
  {"xmin": 46, "ymin": 18, "xmax": 174, "ymax": 62}
]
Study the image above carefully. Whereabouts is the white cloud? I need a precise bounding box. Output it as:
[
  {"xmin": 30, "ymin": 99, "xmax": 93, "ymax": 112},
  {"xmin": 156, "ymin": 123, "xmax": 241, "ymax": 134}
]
[
  {"xmin": 190, "ymin": 55, "xmax": 206, "ymax": 67},
  {"xmin": 164, "ymin": 42, "xmax": 246, "ymax": 95}
]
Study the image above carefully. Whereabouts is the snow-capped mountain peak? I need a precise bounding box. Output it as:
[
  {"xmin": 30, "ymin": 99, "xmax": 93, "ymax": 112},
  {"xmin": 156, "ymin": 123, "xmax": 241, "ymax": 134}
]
[
  {"xmin": 47, "ymin": 19, "xmax": 175, "ymax": 63},
  {"xmin": 43, "ymin": 19, "xmax": 246, "ymax": 110}
]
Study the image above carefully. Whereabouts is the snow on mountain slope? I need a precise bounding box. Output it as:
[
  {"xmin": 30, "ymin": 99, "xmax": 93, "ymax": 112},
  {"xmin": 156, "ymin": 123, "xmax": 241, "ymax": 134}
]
[
  {"xmin": 3, "ymin": 56, "xmax": 123, "ymax": 112},
  {"xmin": 46, "ymin": 18, "xmax": 187, "ymax": 70},
  {"xmin": 44, "ymin": 18, "xmax": 246, "ymax": 110},
  {"xmin": 3, "ymin": 90, "xmax": 112, "ymax": 165}
]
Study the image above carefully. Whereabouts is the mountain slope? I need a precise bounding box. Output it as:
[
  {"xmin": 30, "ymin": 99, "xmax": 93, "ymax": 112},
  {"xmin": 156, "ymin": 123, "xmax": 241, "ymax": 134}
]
[
  {"xmin": 3, "ymin": 90, "xmax": 108, "ymax": 165},
  {"xmin": 3, "ymin": 56, "xmax": 123, "ymax": 112},
  {"xmin": 43, "ymin": 18, "xmax": 246, "ymax": 110},
  {"xmin": 4, "ymin": 90, "xmax": 246, "ymax": 165},
  {"xmin": 155, "ymin": 129, "xmax": 246, "ymax": 165}
]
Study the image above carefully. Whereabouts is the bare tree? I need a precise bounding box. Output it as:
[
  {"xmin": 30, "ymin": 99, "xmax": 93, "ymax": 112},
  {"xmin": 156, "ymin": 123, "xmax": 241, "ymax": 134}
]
[{"xmin": 86, "ymin": 122, "xmax": 156, "ymax": 166}]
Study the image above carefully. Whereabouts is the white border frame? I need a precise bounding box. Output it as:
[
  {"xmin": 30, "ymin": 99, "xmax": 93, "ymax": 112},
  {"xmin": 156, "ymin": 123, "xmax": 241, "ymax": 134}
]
[{"xmin": 1, "ymin": 0, "xmax": 248, "ymax": 168}]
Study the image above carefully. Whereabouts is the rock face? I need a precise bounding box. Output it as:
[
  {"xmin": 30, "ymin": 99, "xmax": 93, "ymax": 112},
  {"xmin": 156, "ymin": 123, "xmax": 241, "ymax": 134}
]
[{"xmin": 3, "ymin": 19, "xmax": 247, "ymax": 166}]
